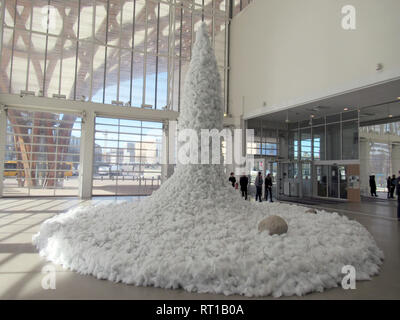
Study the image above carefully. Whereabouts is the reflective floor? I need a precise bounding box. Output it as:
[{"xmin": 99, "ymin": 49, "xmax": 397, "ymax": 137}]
[{"xmin": 0, "ymin": 196, "xmax": 399, "ymax": 300}]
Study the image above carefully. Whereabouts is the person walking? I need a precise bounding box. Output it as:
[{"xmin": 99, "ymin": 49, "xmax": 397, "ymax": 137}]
[
  {"xmin": 369, "ymin": 175, "xmax": 377, "ymax": 197},
  {"xmin": 387, "ymin": 176, "xmax": 392, "ymax": 199},
  {"xmin": 239, "ymin": 174, "xmax": 249, "ymax": 200},
  {"xmin": 264, "ymin": 173, "xmax": 274, "ymax": 202},
  {"xmin": 390, "ymin": 174, "xmax": 396, "ymax": 198},
  {"xmin": 228, "ymin": 172, "xmax": 236, "ymax": 188},
  {"xmin": 255, "ymin": 171, "xmax": 263, "ymax": 202}
]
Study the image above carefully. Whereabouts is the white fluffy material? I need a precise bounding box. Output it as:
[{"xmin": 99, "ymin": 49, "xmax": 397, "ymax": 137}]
[
  {"xmin": 32, "ymin": 23, "xmax": 383, "ymax": 297},
  {"xmin": 33, "ymin": 165, "xmax": 383, "ymax": 297}
]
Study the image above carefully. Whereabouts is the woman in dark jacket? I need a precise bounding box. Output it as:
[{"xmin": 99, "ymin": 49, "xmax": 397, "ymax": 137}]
[
  {"xmin": 391, "ymin": 174, "xmax": 397, "ymax": 198},
  {"xmin": 369, "ymin": 175, "xmax": 377, "ymax": 197},
  {"xmin": 387, "ymin": 176, "xmax": 392, "ymax": 198}
]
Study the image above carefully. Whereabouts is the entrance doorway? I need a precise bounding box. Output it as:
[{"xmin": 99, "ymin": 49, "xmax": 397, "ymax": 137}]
[
  {"xmin": 278, "ymin": 161, "xmax": 299, "ymax": 197},
  {"xmin": 316, "ymin": 164, "xmax": 347, "ymax": 199},
  {"xmin": 252, "ymin": 158, "xmax": 278, "ymax": 197}
]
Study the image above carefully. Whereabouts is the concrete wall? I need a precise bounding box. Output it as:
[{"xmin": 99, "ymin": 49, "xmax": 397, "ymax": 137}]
[{"xmin": 229, "ymin": 0, "xmax": 400, "ymax": 119}]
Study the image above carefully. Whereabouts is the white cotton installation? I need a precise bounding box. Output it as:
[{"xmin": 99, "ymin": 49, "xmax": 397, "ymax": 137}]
[{"xmin": 33, "ymin": 23, "xmax": 384, "ymax": 297}]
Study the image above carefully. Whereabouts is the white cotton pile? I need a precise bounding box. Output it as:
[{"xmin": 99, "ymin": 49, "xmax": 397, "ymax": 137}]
[
  {"xmin": 32, "ymin": 23, "xmax": 384, "ymax": 297},
  {"xmin": 33, "ymin": 164, "xmax": 384, "ymax": 297}
]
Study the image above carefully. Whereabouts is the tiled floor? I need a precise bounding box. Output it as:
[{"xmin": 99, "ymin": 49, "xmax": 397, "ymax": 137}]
[{"xmin": 0, "ymin": 196, "xmax": 399, "ymax": 300}]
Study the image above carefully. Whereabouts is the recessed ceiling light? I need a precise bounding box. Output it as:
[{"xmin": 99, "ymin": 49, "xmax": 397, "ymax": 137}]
[
  {"xmin": 344, "ymin": 107, "xmax": 349, "ymax": 111},
  {"xmin": 310, "ymin": 114, "xmax": 315, "ymax": 118},
  {"xmin": 389, "ymin": 114, "xmax": 393, "ymax": 118}
]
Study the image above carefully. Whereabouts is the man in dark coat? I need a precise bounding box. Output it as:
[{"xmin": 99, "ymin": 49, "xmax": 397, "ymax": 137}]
[
  {"xmin": 228, "ymin": 172, "xmax": 236, "ymax": 188},
  {"xmin": 239, "ymin": 174, "xmax": 249, "ymax": 200},
  {"xmin": 264, "ymin": 173, "xmax": 273, "ymax": 202},
  {"xmin": 396, "ymin": 171, "xmax": 400, "ymax": 220},
  {"xmin": 255, "ymin": 172, "xmax": 263, "ymax": 202},
  {"xmin": 387, "ymin": 176, "xmax": 392, "ymax": 199},
  {"xmin": 390, "ymin": 174, "xmax": 396, "ymax": 198},
  {"xmin": 369, "ymin": 175, "xmax": 377, "ymax": 197}
]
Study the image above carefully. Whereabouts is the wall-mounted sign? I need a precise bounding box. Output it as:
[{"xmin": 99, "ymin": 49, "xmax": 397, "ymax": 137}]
[{"xmin": 349, "ymin": 175, "xmax": 360, "ymax": 189}]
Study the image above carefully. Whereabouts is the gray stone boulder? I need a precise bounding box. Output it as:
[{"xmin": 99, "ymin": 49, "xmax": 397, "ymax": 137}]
[{"xmin": 258, "ymin": 215, "xmax": 288, "ymax": 235}]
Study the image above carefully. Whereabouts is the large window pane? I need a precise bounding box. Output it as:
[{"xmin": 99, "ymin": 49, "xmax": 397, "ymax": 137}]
[
  {"xmin": 313, "ymin": 125, "xmax": 325, "ymax": 160},
  {"xmin": 93, "ymin": 117, "xmax": 163, "ymax": 196},
  {"xmin": 0, "ymin": 0, "xmax": 229, "ymax": 110},
  {"xmin": 4, "ymin": 110, "xmax": 81, "ymax": 197},
  {"xmin": 326, "ymin": 123, "xmax": 341, "ymax": 160},
  {"xmin": 288, "ymin": 130, "xmax": 298, "ymax": 160},
  {"xmin": 300, "ymin": 128, "xmax": 312, "ymax": 160},
  {"xmin": 131, "ymin": 51, "xmax": 144, "ymax": 107},
  {"xmin": 342, "ymin": 120, "xmax": 359, "ymax": 160}
]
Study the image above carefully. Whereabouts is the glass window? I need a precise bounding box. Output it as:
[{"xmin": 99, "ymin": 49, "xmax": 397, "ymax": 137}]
[
  {"xmin": 93, "ymin": 118, "xmax": 163, "ymax": 196},
  {"xmin": 299, "ymin": 120, "xmax": 311, "ymax": 128},
  {"xmin": 288, "ymin": 122, "xmax": 298, "ymax": 130},
  {"xmin": 342, "ymin": 110, "xmax": 358, "ymax": 121},
  {"xmin": 326, "ymin": 114, "xmax": 340, "ymax": 123},
  {"xmin": 312, "ymin": 117, "xmax": 325, "ymax": 126},
  {"xmin": 313, "ymin": 125, "xmax": 325, "ymax": 160},
  {"xmin": 300, "ymin": 128, "xmax": 312, "ymax": 160},
  {"xmin": 342, "ymin": 120, "xmax": 359, "ymax": 160},
  {"xmin": 4, "ymin": 110, "xmax": 81, "ymax": 197},
  {"xmin": 326, "ymin": 123, "xmax": 341, "ymax": 160},
  {"xmin": 288, "ymin": 130, "xmax": 299, "ymax": 160},
  {"xmin": 316, "ymin": 165, "xmax": 328, "ymax": 197},
  {"xmin": 0, "ymin": 0, "xmax": 229, "ymax": 112}
]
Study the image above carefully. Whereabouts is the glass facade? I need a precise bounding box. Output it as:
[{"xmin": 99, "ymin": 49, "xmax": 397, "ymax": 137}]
[
  {"xmin": 93, "ymin": 117, "xmax": 163, "ymax": 196},
  {"xmin": 246, "ymin": 123, "xmax": 279, "ymax": 157},
  {"xmin": 359, "ymin": 122, "xmax": 400, "ymax": 191},
  {"xmin": 3, "ymin": 109, "xmax": 81, "ymax": 196},
  {"xmin": 0, "ymin": 0, "xmax": 255, "ymax": 198},
  {"xmin": 288, "ymin": 110, "xmax": 359, "ymax": 161},
  {"xmin": 0, "ymin": 0, "xmax": 254, "ymax": 112}
]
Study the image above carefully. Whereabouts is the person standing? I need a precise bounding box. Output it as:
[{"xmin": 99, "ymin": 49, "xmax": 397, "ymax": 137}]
[
  {"xmin": 228, "ymin": 172, "xmax": 236, "ymax": 188},
  {"xmin": 264, "ymin": 173, "xmax": 274, "ymax": 202},
  {"xmin": 255, "ymin": 171, "xmax": 263, "ymax": 202},
  {"xmin": 387, "ymin": 176, "xmax": 392, "ymax": 199},
  {"xmin": 369, "ymin": 175, "xmax": 377, "ymax": 197},
  {"xmin": 239, "ymin": 174, "xmax": 249, "ymax": 200},
  {"xmin": 390, "ymin": 174, "xmax": 396, "ymax": 198},
  {"xmin": 396, "ymin": 171, "xmax": 400, "ymax": 220}
]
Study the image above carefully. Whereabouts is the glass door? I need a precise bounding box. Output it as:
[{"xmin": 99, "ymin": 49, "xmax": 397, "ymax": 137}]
[
  {"xmin": 328, "ymin": 165, "xmax": 339, "ymax": 198},
  {"xmin": 301, "ymin": 162, "xmax": 312, "ymax": 197},
  {"xmin": 339, "ymin": 166, "xmax": 347, "ymax": 199},
  {"xmin": 316, "ymin": 165, "xmax": 328, "ymax": 197}
]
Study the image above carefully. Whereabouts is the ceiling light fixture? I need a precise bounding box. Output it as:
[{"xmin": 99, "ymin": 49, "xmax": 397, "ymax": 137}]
[
  {"xmin": 389, "ymin": 114, "xmax": 393, "ymax": 118},
  {"xmin": 344, "ymin": 107, "xmax": 349, "ymax": 111}
]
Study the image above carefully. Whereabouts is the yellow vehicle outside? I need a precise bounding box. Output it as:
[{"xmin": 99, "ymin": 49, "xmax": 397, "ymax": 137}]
[
  {"xmin": 4, "ymin": 161, "xmax": 18, "ymax": 176},
  {"xmin": 61, "ymin": 162, "xmax": 73, "ymax": 177},
  {"xmin": 4, "ymin": 161, "xmax": 73, "ymax": 177}
]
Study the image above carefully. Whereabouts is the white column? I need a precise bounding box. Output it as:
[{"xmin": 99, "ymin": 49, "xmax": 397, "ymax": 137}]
[
  {"xmin": 226, "ymin": 125, "xmax": 235, "ymax": 176},
  {"xmin": 160, "ymin": 119, "xmax": 176, "ymax": 183},
  {"xmin": 391, "ymin": 143, "xmax": 400, "ymax": 176},
  {"xmin": 79, "ymin": 111, "xmax": 95, "ymax": 199},
  {"xmin": 0, "ymin": 105, "xmax": 6, "ymax": 197},
  {"xmin": 161, "ymin": 120, "xmax": 173, "ymax": 183}
]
